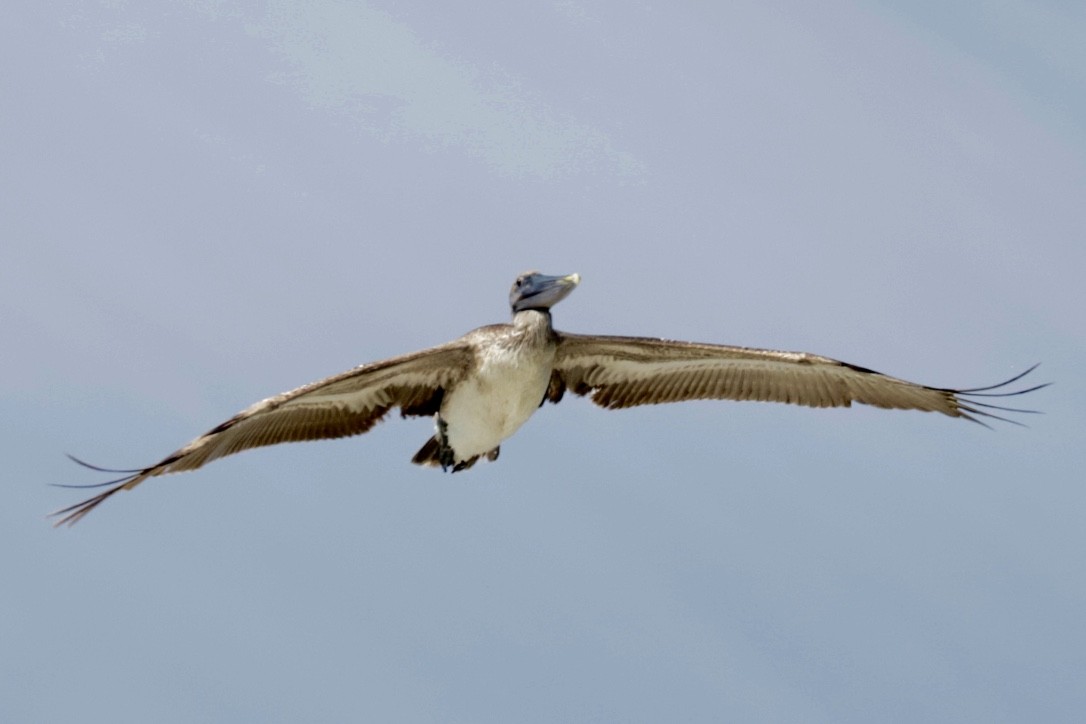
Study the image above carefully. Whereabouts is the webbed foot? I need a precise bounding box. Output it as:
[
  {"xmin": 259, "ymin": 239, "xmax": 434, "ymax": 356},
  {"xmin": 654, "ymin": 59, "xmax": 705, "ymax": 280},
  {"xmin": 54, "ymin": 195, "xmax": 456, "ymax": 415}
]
[{"xmin": 436, "ymin": 416, "xmax": 455, "ymax": 472}]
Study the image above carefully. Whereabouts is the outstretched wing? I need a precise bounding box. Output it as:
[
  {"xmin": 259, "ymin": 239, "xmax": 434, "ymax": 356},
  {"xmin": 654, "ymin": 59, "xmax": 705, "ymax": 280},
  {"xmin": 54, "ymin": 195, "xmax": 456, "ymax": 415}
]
[
  {"xmin": 548, "ymin": 333, "xmax": 1046, "ymax": 423},
  {"xmin": 53, "ymin": 341, "xmax": 476, "ymax": 526}
]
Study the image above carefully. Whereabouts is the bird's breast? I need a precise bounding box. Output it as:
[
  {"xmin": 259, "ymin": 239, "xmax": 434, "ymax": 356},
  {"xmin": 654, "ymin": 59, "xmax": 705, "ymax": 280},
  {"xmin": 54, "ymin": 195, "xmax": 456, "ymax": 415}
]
[{"xmin": 439, "ymin": 343, "xmax": 554, "ymax": 461}]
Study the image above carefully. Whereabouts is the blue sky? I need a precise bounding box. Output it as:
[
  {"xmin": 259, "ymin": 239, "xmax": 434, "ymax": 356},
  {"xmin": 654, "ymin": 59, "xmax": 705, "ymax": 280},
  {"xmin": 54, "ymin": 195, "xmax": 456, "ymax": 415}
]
[{"xmin": 3, "ymin": 2, "xmax": 1084, "ymax": 722}]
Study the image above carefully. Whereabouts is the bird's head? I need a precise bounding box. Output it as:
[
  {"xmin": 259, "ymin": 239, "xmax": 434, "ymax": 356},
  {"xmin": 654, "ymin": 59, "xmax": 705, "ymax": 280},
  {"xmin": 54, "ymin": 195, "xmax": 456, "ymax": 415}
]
[{"xmin": 509, "ymin": 271, "xmax": 581, "ymax": 313}]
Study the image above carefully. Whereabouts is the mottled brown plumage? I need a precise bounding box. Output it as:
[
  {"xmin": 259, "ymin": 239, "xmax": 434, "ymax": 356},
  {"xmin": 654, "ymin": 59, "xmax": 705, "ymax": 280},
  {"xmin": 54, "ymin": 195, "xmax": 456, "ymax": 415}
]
[
  {"xmin": 53, "ymin": 273, "xmax": 1045, "ymax": 526},
  {"xmin": 548, "ymin": 334, "xmax": 1001, "ymax": 418},
  {"xmin": 53, "ymin": 342, "xmax": 475, "ymax": 525}
]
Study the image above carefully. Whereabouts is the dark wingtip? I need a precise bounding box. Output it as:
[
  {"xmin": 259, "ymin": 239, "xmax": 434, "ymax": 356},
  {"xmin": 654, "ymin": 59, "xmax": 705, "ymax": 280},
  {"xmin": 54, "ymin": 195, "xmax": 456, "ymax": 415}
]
[
  {"xmin": 53, "ymin": 454, "xmax": 145, "ymax": 489},
  {"xmin": 48, "ymin": 483, "xmax": 128, "ymax": 527},
  {"xmin": 953, "ymin": 364, "xmax": 1049, "ymax": 428},
  {"xmin": 51, "ymin": 455, "xmax": 147, "ymax": 526},
  {"xmin": 65, "ymin": 453, "xmax": 145, "ymax": 474},
  {"xmin": 954, "ymin": 363, "xmax": 1049, "ymax": 395}
]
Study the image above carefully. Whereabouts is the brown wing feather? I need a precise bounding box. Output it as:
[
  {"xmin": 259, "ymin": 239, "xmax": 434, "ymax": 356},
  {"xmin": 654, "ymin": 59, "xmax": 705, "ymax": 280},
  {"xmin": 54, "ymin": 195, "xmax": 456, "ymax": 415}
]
[
  {"xmin": 550, "ymin": 332, "xmax": 1045, "ymax": 421},
  {"xmin": 52, "ymin": 341, "xmax": 475, "ymax": 526}
]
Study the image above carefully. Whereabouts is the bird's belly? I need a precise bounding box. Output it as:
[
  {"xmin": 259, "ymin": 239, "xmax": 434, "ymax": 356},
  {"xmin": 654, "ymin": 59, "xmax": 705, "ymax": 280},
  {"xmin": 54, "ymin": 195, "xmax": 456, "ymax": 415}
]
[{"xmin": 439, "ymin": 353, "xmax": 551, "ymax": 461}]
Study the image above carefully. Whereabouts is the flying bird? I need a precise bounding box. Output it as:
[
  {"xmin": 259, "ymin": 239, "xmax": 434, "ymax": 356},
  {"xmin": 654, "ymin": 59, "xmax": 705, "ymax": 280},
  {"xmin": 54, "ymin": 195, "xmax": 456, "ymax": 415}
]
[{"xmin": 53, "ymin": 272, "xmax": 1046, "ymax": 525}]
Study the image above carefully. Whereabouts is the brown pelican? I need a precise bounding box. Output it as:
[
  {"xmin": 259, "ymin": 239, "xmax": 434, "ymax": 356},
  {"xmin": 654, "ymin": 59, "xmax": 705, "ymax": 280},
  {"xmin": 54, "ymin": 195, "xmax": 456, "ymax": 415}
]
[{"xmin": 53, "ymin": 272, "xmax": 1046, "ymax": 526}]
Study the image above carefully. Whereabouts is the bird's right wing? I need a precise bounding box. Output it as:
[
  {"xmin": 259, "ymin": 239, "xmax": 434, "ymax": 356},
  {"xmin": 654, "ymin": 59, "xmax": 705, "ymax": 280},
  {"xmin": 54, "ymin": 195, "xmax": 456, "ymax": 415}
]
[{"xmin": 53, "ymin": 341, "xmax": 476, "ymax": 525}]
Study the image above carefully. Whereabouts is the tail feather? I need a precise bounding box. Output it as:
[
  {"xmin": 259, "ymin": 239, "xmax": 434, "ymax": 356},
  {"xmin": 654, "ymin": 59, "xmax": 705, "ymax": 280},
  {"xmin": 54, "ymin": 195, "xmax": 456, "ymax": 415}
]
[
  {"xmin": 411, "ymin": 436, "xmax": 443, "ymax": 467},
  {"xmin": 410, "ymin": 436, "xmax": 498, "ymax": 472}
]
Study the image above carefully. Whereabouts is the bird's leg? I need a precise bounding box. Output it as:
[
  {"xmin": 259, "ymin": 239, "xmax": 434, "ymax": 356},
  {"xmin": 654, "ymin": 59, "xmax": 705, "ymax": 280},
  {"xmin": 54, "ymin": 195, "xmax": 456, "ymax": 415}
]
[{"xmin": 436, "ymin": 415, "xmax": 455, "ymax": 472}]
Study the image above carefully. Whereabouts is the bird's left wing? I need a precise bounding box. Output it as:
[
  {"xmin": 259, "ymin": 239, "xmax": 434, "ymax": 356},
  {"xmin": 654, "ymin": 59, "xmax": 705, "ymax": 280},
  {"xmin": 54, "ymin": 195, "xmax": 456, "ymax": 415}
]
[
  {"xmin": 548, "ymin": 333, "xmax": 1044, "ymax": 422},
  {"xmin": 52, "ymin": 341, "xmax": 475, "ymax": 525}
]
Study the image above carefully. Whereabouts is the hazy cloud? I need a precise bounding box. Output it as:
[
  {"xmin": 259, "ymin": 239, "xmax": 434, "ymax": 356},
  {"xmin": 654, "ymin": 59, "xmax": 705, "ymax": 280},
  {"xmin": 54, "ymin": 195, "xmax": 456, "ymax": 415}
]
[{"xmin": 249, "ymin": 1, "xmax": 642, "ymax": 179}]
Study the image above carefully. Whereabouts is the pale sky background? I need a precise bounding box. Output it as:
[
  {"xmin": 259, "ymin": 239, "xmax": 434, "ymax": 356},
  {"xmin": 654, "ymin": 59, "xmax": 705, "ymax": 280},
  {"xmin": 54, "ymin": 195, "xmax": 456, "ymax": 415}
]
[{"xmin": 3, "ymin": 2, "xmax": 1085, "ymax": 722}]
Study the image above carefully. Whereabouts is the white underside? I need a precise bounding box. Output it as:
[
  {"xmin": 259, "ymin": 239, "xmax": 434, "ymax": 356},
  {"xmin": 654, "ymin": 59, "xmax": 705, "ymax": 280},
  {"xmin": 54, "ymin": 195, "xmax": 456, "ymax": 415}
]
[{"xmin": 439, "ymin": 343, "xmax": 553, "ymax": 462}]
